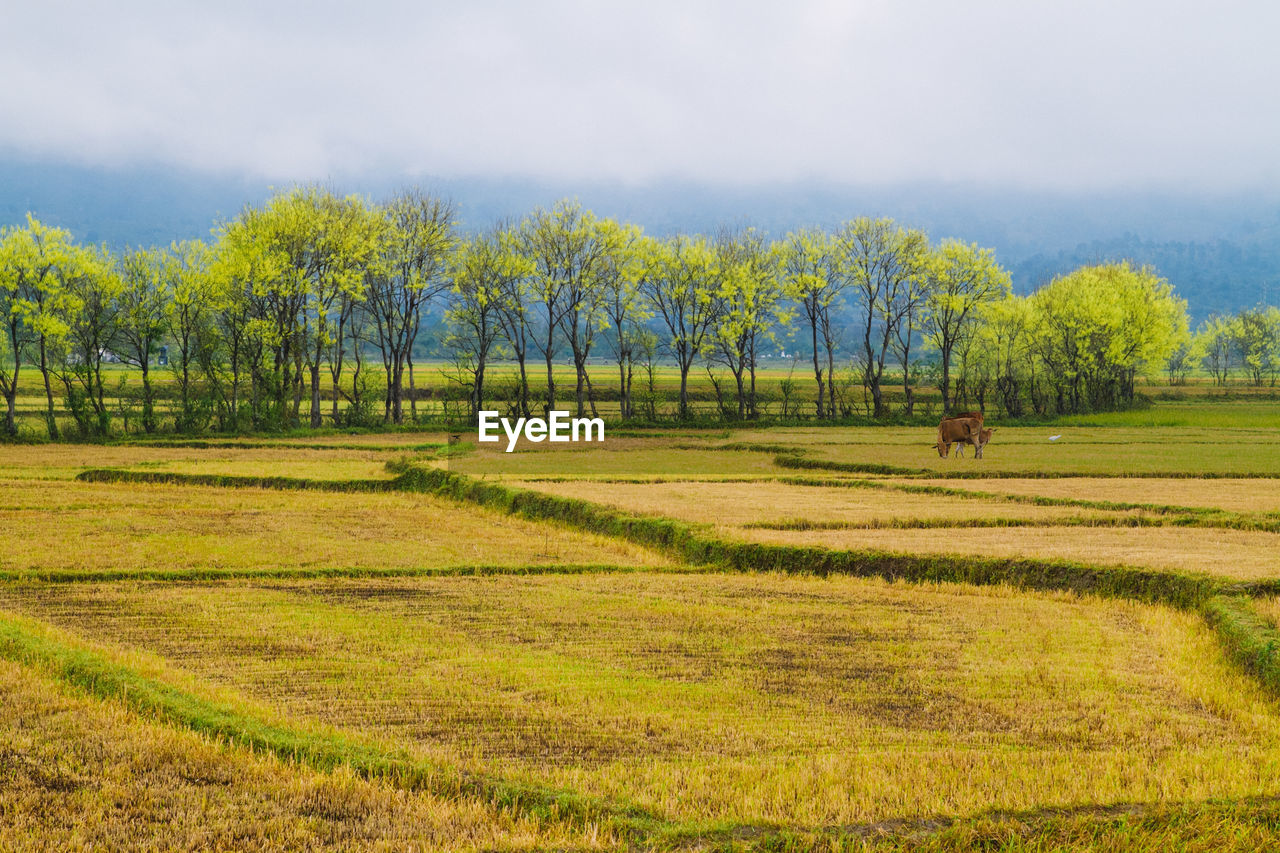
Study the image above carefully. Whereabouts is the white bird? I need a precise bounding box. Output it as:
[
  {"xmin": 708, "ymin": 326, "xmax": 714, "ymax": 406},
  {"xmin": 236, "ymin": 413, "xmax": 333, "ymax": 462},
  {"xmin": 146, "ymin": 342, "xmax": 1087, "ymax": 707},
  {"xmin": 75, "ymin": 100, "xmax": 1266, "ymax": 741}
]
[{"xmin": 1048, "ymin": 435, "xmax": 1061, "ymax": 441}]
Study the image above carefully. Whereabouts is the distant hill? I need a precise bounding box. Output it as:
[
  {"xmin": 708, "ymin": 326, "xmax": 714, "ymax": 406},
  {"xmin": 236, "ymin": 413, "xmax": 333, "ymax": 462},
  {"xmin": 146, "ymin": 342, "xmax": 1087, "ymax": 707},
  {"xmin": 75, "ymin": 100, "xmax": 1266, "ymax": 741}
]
[
  {"xmin": 1012, "ymin": 232, "xmax": 1280, "ymax": 321},
  {"xmin": 0, "ymin": 159, "xmax": 264, "ymax": 246},
  {"xmin": 4, "ymin": 157, "xmax": 1280, "ymax": 322}
]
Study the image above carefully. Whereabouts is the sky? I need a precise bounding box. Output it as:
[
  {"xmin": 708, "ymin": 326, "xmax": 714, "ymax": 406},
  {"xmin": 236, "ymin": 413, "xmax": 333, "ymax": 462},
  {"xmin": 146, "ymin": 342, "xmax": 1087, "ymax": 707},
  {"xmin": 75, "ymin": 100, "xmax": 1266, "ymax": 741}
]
[{"xmin": 2, "ymin": 1, "xmax": 1278, "ymax": 191}]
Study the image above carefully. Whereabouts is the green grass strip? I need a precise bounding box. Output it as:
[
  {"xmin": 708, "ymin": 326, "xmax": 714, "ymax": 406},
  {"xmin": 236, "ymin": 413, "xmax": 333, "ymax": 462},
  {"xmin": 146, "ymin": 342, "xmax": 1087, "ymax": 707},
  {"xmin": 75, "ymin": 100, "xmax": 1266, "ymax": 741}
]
[
  {"xmin": 388, "ymin": 466, "xmax": 1221, "ymax": 611},
  {"xmin": 0, "ymin": 563, "xmax": 680, "ymax": 585},
  {"xmin": 744, "ymin": 516, "xmax": 1179, "ymax": 531},
  {"xmin": 1202, "ymin": 595, "xmax": 1280, "ymax": 696},
  {"xmin": 776, "ymin": 475, "xmax": 1280, "ymax": 534},
  {"xmin": 773, "ymin": 453, "xmax": 921, "ymax": 476},
  {"xmin": 111, "ymin": 439, "xmax": 445, "ymax": 452},
  {"xmin": 0, "ymin": 612, "xmax": 669, "ymax": 841},
  {"xmin": 774, "ymin": 452, "xmax": 1280, "ymax": 480},
  {"xmin": 75, "ymin": 466, "xmax": 1223, "ymax": 611},
  {"xmin": 777, "ymin": 474, "xmax": 1216, "ymax": 516},
  {"xmin": 77, "ymin": 469, "xmax": 396, "ymax": 492}
]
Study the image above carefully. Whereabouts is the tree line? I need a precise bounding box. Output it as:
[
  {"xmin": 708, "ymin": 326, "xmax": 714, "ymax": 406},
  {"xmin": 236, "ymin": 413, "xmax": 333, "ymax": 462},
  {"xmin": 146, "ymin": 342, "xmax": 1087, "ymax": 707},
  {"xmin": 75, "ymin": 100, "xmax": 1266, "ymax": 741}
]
[
  {"xmin": 1178, "ymin": 307, "xmax": 1280, "ymax": 388},
  {"xmin": 0, "ymin": 186, "xmax": 1248, "ymax": 438}
]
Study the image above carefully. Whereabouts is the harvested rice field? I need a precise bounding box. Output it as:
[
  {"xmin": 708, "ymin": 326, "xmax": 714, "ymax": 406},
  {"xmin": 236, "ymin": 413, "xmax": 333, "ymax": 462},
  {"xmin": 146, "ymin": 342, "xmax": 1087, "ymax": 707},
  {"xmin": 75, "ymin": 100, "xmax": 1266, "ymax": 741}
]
[
  {"xmin": 2, "ymin": 573, "xmax": 1277, "ymax": 827},
  {"xmin": 0, "ymin": 478, "xmax": 671, "ymax": 578},
  {"xmin": 5, "ymin": 412, "xmax": 1280, "ymax": 850}
]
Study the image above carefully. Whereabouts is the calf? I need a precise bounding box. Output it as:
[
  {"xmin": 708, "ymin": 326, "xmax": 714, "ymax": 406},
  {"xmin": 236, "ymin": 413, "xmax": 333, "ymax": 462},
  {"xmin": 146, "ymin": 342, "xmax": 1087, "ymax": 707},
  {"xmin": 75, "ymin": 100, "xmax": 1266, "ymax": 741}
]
[{"xmin": 954, "ymin": 427, "xmax": 994, "ymax": 459}]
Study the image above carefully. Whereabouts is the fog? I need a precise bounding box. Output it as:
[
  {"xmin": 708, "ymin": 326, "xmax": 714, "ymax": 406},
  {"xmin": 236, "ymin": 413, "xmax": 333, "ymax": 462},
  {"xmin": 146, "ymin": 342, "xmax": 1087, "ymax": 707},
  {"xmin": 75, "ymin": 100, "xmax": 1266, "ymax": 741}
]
[{"xmin": 2, "ymin": 1, "xmax": 1278, "ymax": 190}]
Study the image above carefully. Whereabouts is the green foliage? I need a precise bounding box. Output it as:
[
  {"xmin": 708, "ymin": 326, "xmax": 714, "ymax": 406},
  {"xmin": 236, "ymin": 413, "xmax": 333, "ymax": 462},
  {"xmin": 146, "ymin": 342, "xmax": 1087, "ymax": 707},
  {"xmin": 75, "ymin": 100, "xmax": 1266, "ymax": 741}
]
[
  {"xmin": 10, "ymin": 198, "xmax": 1277, "ymax": 435},
  {"xmin": 1026, "ymin": 262, "xmax": 1188, "ymax": 413},
  {"xmin": 1193, "ymin": 313, "xmax": 1236, "ymax": 385},
  {"xmin": 1232, "ymin": 305, "xmax": 1280, "ymax": 386},
  {"xmin": 958, "ymin": 263, "xmax": 1192, "ymax": 416},
  {"xmin": 922, "ymin": 239, "xmax": 1012, "ymax": 410}
]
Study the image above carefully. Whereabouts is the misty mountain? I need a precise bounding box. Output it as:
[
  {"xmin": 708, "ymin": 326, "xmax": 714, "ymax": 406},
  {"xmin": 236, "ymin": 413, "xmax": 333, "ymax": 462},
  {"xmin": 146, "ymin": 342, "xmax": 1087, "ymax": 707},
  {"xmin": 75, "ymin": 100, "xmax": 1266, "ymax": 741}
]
[
  {"xmin": 4, "ymin": 157, "xmax": 1280, "ymax": 322},
  {"xmin": 1013, "ymin": 233, "xmax": 1280, "ymax": 321}
]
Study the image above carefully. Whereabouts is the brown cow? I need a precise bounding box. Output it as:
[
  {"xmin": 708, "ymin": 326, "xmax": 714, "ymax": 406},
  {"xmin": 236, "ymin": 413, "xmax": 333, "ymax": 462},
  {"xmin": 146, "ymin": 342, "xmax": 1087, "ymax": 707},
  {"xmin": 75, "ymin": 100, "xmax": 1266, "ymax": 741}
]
[
  {"xmin": 954, "ymin": 427, "xmax": 995, "ymax": 458},
  {"xmin": 938, "ymin": 411, "xmax": 987, "ymax": 458},
  {"xmin": 936, "ymin": 417, "xmax": 982, "ymax": 457}
]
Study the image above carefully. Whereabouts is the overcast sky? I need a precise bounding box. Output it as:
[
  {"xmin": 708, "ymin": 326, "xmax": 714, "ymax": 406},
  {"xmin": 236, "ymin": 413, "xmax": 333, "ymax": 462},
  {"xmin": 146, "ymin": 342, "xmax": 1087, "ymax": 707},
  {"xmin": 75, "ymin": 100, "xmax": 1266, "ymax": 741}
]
[{"xmin": 2, "ymin": 1, "xmax": 1277, "ymax": 191}]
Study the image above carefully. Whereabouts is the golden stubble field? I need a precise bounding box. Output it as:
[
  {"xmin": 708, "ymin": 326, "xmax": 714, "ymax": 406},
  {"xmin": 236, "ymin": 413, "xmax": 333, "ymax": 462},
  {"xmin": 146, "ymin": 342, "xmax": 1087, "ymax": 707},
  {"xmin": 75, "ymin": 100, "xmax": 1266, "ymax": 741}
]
[
  {"xmin": 0, "ymin": 655, "xmax": 584, "ymax": 852},
  {"xmin": 0, "ymin": 478, "xmax": 671, "ymax": 576},
  {"xmin": 3, "ymin": 417, "xmax": 1280, "ymax": 849},
  {"xmin": 3, "ymin": 573, "xmax": 1278, "ymax": 826}
]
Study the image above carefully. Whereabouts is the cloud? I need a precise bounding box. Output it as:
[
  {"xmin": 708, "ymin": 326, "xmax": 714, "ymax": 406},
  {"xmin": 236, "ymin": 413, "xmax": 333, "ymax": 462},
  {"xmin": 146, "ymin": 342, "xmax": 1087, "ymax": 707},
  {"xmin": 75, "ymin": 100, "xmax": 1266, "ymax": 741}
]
[{"xmin": 2, "ymin": 0, "xmax": 1278, "ymax": 190}]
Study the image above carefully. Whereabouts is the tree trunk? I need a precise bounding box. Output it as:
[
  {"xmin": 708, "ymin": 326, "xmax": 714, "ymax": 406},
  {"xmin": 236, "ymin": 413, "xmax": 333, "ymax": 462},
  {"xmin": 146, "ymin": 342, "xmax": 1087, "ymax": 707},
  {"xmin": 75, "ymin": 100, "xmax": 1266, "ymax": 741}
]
[
  {"xmin": 544, "ymin": 348, "xmax": 555, "ymax": 415},
  {"xmin": 574, "ymin": 354, "xmax": 586, "ymax": 417},
  {"xmin": 331, "ymin": 370, "xmax": 341, "ymax": 423},
  {"xmin": 180, "ymin": 357, "xmax": 191, "ymax": 431},
  {"xmin": 616, "ymin": 360, "xmax": 627, "ymax": 419},
  {"xmin": 901, "ymin": 352, "xmax": 914, "ymax": 417},
  {"xmin": 141, "ymin": 359, "xmax": 154, "ymax": 433},
  {"xmin": 309, "ymin": 362, "xmax": 322, "ymax": 428},
  {"xmin": 383, "ymin": 362, "xmax": 394, "ymax": 422},
  {"xmin": 826, "ymin": 346, "xmax": 836, "ymax": 420},
  {"xmin": 39, "ymin": 339, "xmax": 58, "ymax": 439},
  {"xmin": 810, "ymin": 320, "xmax": 824, "ymax": 419},
  {"xmin": 624, "ymin": 363, "xmax": 633, "ymax": 421},
  {"xmin": 472, "ymin": 361, "xmax": 485, "ymax": 417},
  {"xmin": 391, "ymin": 362, "xmax": 404, "ymax": 424},
  {"xmin": 678, "ymin": 360, "xmax": 691, "ymax": 419},
  {"xmin": 93, "ymin": 359, "xmax": 109, "ymax": 435},
  {"xmin": 408, "ymin": 355, "xmax": 417, "ymax": 420},
  {"xmin": 584, "ymin": 369, "xmax": 599, "ymax": 418},
  {"xmin": 3, "ymin": 387, "xmax": 15, "ymax": 436},
  {"xmin": 291, "ymin": 351, "xmax": 305, "ymax": 425},
  {"xmin": 940, "ymin": 357, "xmax": 951, "ymax": 412},
  {"xmin": 516, "ymin": 354, "xmax": 530, "ymax": 418}
]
